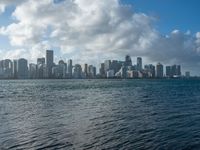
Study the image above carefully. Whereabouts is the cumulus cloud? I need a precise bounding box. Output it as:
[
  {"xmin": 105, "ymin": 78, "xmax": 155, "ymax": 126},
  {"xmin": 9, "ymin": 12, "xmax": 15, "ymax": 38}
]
[
  {"xmin": 0, "ymin": 0, "xmax": 25, "ymax": 14},
  {"xmin": 0, "ymin": 0, "xmax": 200, "ymax": 74}
]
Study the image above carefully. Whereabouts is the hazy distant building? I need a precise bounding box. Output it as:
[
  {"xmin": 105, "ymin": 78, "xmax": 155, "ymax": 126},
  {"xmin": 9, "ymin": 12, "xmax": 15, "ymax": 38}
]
[
  {"xmin": 177, "ymin": 65, "xmax": 181, "ymax": 76},
  {"xmin": 107, "ymin": 70, "xmax": 115, "ymax": 78},
  {"xmin": 88, "ymin": 65, "xmax": 96, "ymax": 78},
  {"xmin": 3, "ymin": 59, "xmax": 12, "ymax": 69},
  {"xmin": 46, "ymin": 50, "xmax": 54, "ymax": 78},
  {"xmin": 171, "ymin": 65, "xmax": 181, "ymax": 77},
  {"xmin": 127, "ymin": 70, "xmax": 139, "ymax": 78},
  {"xmin": 73, "ymin": 64, "xmax": 82, "ymax": 79},
  {"xmin": 166, "ymin": 65, "xmax": 181, "ymax": 77},
  {"xmin": 166, "ymin": 66, "xmax": 171, "ymax": 77},
  {"xmin": 99, "ymin": 63, "xmax": 106, "ymax": 78},
  {"xmin": 110, "ymin": 60, "xmax": 122, "ymax": 74},
  {"xmin": 137, "ymin": 57, "xmax": 142, "ymax": 71},
  {"xmin": 104, "ymin": 60, "xmax": 111, "ymax": 73},
  {"xmin": 144, "ymin": 64, "xmax": 155, "ymax": 78},
  {"xmin": 185, "ymin": 71, "xmax": 190, "ymax": 78},
  {"xmin": 29, "ymin": 63, "xmax": 37, "ymax": 79},
  {"xmin": 93, "ymin": 67, "xmax": 96, "ymax": 78},
  {"xmin": 59, "ymin": 60, "xmax": 67, "ymax": 78},
  {"xmin": 37, "ymin": 64, "xmax": 47, "ymax": 79},
  {"xmin": 67, "ymin": 59, "xmax": 73, "ymax": 78},
  {"xmin": 156, "ymin": 63, "xmax": 163, "ymax": 78},
  {"xmin": 37, "ymin": 58, "xmax": 45, "ymax": 65},
  {"xmin": 13, "ymin": 60, "xmax": 18, "ymax": 79},
  {"xmin": 52, "ymin": 60, "xmax": 67, "ymax": 79},
  {"xmin": 116, "ymin": 65, "xmax": 127, "ymax": 78},
  {"xmin": 0, "ymin": 61, "xmax": 3, "ymax": 78},
  {"xmin": 84, "ymin": 64, "xmax": 88, "ymax": 78},
  {"xmin": 17, "ymin": 58, "xmax": 28, "ymax": 79},
  {"xmin": 1, "ymin": 59, "xmax": 13, "ymax": 78},
  {"xmin": 125, "ymin": 55, "xmax": 132, "ymax": 67}
]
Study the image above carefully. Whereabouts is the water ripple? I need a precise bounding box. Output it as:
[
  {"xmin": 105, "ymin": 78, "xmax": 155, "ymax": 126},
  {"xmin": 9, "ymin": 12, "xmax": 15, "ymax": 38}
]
[{"xmin": 1, "ymin": 79, "xmax": 200, "ymax": 149}]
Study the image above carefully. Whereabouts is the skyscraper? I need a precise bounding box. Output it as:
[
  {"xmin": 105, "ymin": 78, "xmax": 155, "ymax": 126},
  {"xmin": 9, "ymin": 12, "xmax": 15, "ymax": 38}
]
[
  {"xmin": 52, "ymin": 60, "xmax": 66, "ymax": 79},
  {"xmin": 84, "ymin": 64, "xmax": 88, "ymax": 78},
  {"xmin": 166, "ymin": 65, "xmax": 181, "ymax": 77},
  {"xmin": 88, "ymin": 65, "xmax": 96, "ymax": 78},
  {"xmin": 104, "ymin": 60, "xmax": 111, "ymax": 72},
  {"xmin": 29, "ymin": 63, "xmax": 37, "ymax": 79},
  {"xmin": 177, "ymin": 65, "xmax": 181, "ymax": 76},
  {"xmin": 156, "ymin": 63, "xmax": 163, "ymax": 78},
  {"xmin": 137, "ymin": 57, "xmax": 142, "ymax": 71},
  {"xmin": 144, "ymin": 64, "xmax": 155, "ymax": 78},
  {"xmin": 46, "ymin": 50, "xmax": 54, "ymax": 78},
  {"xmin": 13, "ymin": 60, "xmax": 18, "ymax": 79},
  {"xmin": 125, "ymin": 55, "xmax": 132, "ymax": 66},
  {"xmin": 67, "ymin": 59, "xmax": 73, "ymax": 78},
  {"xmin": 110, "ymin": 60, "xmax": 122, "ymax": 74},
  {"xmin": 73, "ymin": 64, "xmax": 82, "ymax": 79},
  {"xmin": 166, "ymin": 66, "xmax": 171, "ymax": 77},
  {"xmin": 99, "ymin": 63, "xmax": 105, "ymax": 78},
  {"xmin": 2, "ymin": 59, "xmax": 12, "ymax": 78},
  {"xmin": 185, "ymin": 71, "xmax": 190, "ymax": 78},
  {"xmin": 17, "ymin": 58, "xmax": 28, "ymax": 79},
  {"xmin": 37, "ymin": 58, "xmax": 45, "ymax": 65}
]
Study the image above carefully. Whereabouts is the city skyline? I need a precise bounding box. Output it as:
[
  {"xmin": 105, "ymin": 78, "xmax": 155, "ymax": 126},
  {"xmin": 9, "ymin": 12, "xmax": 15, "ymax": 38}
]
[
  {"xmin": 0, "ymin": 49, "xmax": 190, "ymax": 79},
  {"xmin": 0, "ymin": 0, "xmax": 200, "ymax": 75}
]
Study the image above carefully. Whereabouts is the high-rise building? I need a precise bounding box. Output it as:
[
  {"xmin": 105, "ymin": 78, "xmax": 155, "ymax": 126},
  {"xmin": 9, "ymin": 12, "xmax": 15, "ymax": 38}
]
[
  {"xmin": 17, "ymin": 58, "xmax": 28, "ymax": 79},
  {"xmin": 29, "ymin": 63, "xmax": 37, "ymax": 79},
  {"xmin": 84, "ymin": 64, "xmax": 88, "ymax": 78},
  {"xmin": 37, "ymin": 58, "xmax": 45, "ymax": 65},
  {"xmin": 185, "ymin": 71, "xmax": 190, "ymax": 78},
  {"xmin": 67, "ymin": 59, "xmax": 73, "ymax": 78},
  {"xmin": 110, "ymin": 60, "xmax": 122, "ymax": 74},
  {"xmin": 52, "ymin": 60, "xmax": 66, "ymax": 79},
  {"xmin": 93, "ymin": 66, "xmax": 96, "ymax": 77},
  {"xmin": 125, "ymin": 55, "xmax": 132, "ymax": 66},
  {"xmin": 144, "ymin": 64, "xmax": 155, "ymax": 78},
  {"xmin": 166, "ymin": 65, "xmax": 181, "ymax": 77},
  {"xmin": 116, "ymin": 65, "xmax": 127, "ymax": 78},
  {"xmin": 166, "ymin": 66, "xmax": 171, "ymax": 77},
  {"xmin": 137, "ymin": 57, "xmax": 142, "ymax": 71},
  {"xmin": 2, "ymin": 59, "xmax": 13, "ymax": 78},
  {"xmin": 177, "ymin": 65, "xmax": 181, "ymax": 76},
  {"xmin": 13, "ymin": 60, "xmax": 18, "ymax": 79},
  {"xmin": 88, "ymin": 65, "xmax": 96, "ymax": 78},
  {"xmin": 37, "ymin": 64, "xmax": 47, "ymax": 79},
  {"xmin": 73, "ymin": 64, "xmax": 82, "ymax": 79},
  {"xmin": 104, "ymin": 60, "xmax": 111, "ymax": 72},
  {"xmin": 52, "ymin": 60, "xmax": 67, "ymax": 78},
  {"xmin": 156, "ymin": 63, "xmax": 163, "ymax": 78},
  {"xmin": 99, "ymin": 63, "xmax": 105, "ymax": 78},
  {"xmin": 106, "ymin": 70, "xmax": 115, "ymax": 78},
  {"xmin": 171, "ymin": 65, "xmax": 177, "ymax": 77},
  {"xmin": 46, "ymin": 50, "xmax": 54, "ymax": 78}
]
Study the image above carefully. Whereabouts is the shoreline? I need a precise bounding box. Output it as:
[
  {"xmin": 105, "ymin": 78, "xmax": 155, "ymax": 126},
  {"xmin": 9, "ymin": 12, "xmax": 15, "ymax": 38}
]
[{"xmin": 0, "ymin": 77, "xmax": 198, "ymax": 80}]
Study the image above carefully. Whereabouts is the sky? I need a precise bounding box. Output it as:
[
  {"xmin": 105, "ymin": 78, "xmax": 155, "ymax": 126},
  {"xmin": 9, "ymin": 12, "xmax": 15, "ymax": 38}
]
[
  {"xmin": 124, "ymin": 0, "xmax": 200, "ymax": 34},
  {"xmin": 0, "ymin": 0, "xmax": 200, "ymax": 75}
]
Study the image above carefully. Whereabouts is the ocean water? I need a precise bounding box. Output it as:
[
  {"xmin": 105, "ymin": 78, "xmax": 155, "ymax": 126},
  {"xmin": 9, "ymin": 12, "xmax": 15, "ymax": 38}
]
[{"xmin": 1, "ymin": 79, "xmax": 200, "ymax": 150}]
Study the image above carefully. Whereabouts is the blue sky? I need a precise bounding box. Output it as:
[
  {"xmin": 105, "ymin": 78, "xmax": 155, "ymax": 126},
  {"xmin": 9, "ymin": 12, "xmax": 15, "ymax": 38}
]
[
  {"xmin": 123, "ymin": 0, "xmax": 200, "ymax": 34},
  {"xmin": 0, "ymin": 0, "xmax": 200, "ymax": 75}
]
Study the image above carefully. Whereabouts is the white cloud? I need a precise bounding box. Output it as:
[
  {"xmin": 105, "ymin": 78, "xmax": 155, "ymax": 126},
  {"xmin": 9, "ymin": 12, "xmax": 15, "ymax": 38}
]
[
  {"xmin": 0, "ymin": 0, "xmax": 200, "ymax": 74},
  {"xmin": 0, "ymin": 4, "xmax": 5, "ymax": 14},
  {"xmin": 0, "ymin": 0, "xmax": 26, "ymax": 14}
]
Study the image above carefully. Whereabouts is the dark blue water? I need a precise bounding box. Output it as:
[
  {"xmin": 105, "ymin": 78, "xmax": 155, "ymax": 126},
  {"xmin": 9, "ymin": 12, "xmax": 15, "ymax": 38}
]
[{"xmin": 1, "ymin": 79, "xmax": 200, "ymax": 150}]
